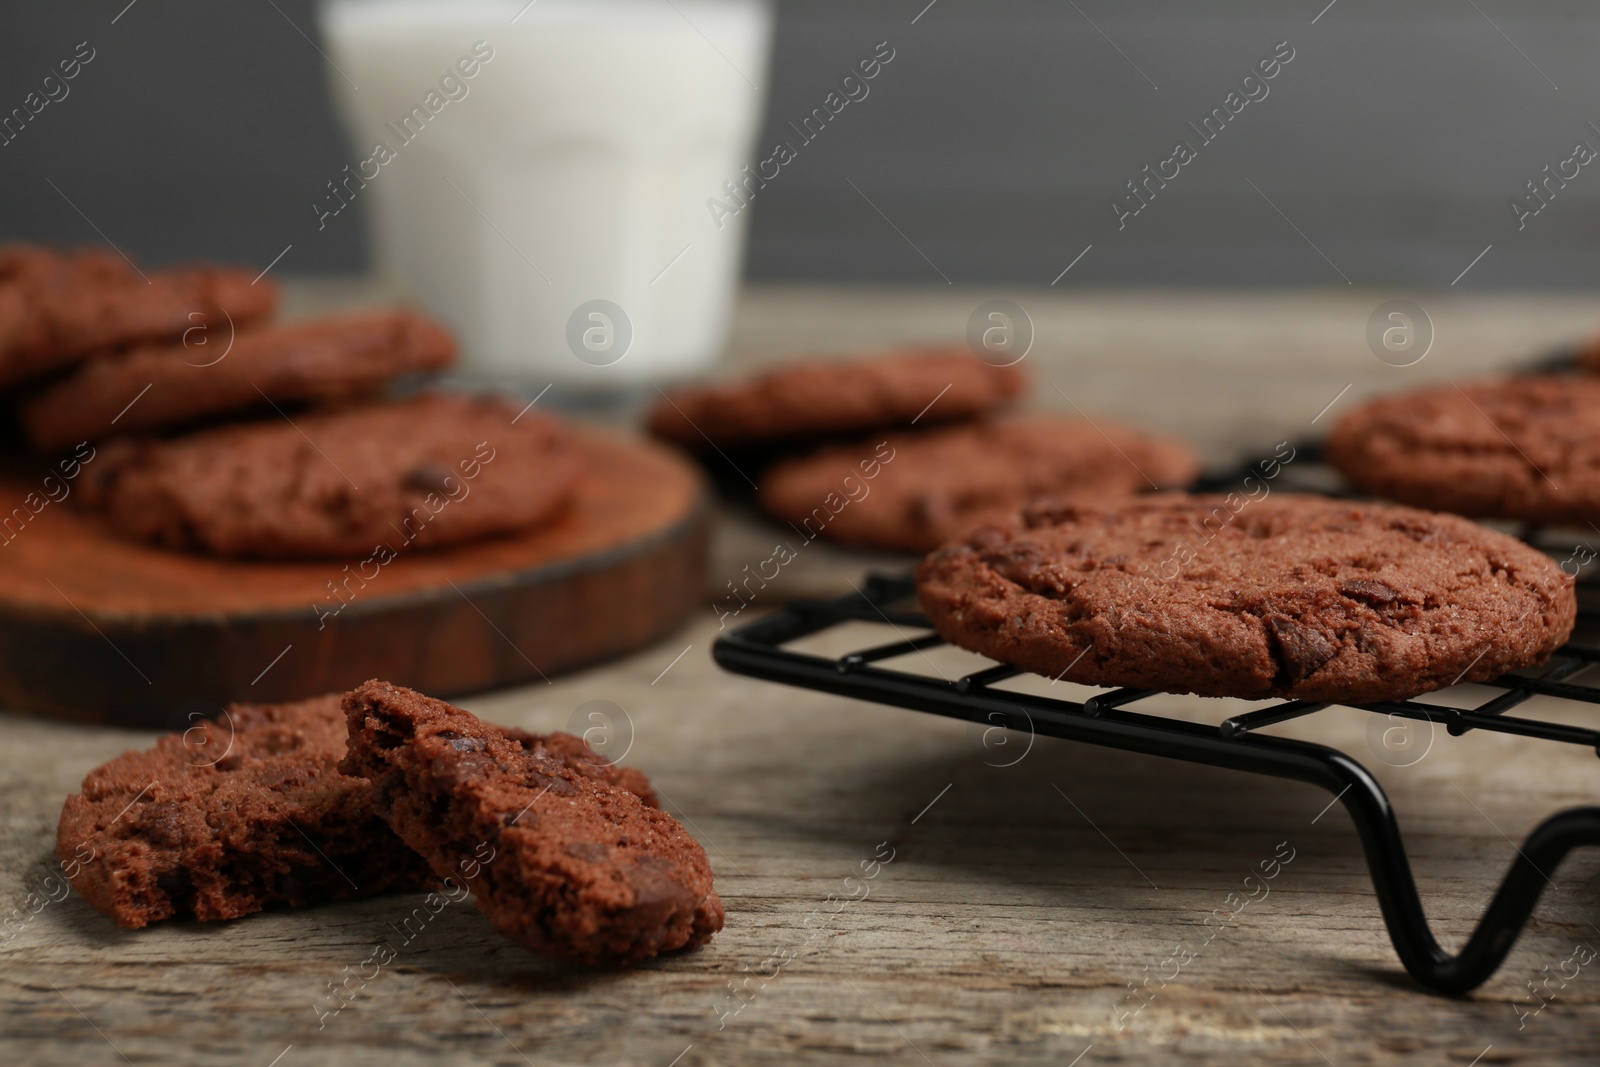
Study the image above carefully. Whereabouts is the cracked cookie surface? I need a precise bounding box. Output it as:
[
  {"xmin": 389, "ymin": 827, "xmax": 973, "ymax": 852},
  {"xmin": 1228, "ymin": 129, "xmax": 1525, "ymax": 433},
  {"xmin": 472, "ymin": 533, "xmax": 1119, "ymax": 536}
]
[{"xmin": 916, "ymin": 493, "xmax": 1575, "ymax": 703}]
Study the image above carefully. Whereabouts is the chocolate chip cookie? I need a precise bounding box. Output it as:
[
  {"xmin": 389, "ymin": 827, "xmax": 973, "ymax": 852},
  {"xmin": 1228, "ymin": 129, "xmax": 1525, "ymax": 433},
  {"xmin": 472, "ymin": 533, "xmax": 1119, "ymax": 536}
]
[
  {"xmin": 648, "ymin": 347, "xmax": 1026, "ymax": 450},
  {"xmin": 760, "ymin": 415, "xmax": 1200, "ymax": 553},
  {"xmin": 22, "ymin": 309, "xmax": 457, "ymax": 451},
  {"xmin": 0, "ymin": 244, "xmax": 277, "ymax": 388},
  {"xmin": 85, "ymin": 392, "xmax": 580, "ymax": 558},
  {"xmin": 1327, "ymin": 376, "xmax": 1600, "ymax": 526},
  {"xmin": 916, "ymin": 493, "xmax": 1575, "ymax": 704},
  {"xmin": 341, "ymin": 680, "xmax": 723, "ymax": 967}
]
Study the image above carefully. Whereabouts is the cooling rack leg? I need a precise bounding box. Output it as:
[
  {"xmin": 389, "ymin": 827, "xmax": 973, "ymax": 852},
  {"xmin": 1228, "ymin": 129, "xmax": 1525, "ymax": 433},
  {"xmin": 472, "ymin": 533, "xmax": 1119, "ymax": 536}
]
[{"xmin": 1322, "ymin": 754, "xmax": 1600, "ymax": 994}]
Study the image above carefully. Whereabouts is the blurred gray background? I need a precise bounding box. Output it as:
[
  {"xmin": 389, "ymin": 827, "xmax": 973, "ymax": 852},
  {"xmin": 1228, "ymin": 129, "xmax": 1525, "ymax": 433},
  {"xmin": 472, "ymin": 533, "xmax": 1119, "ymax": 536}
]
[{"xmin": 1, "ymin": 0, "xmax": 1597, "ymax": 287}]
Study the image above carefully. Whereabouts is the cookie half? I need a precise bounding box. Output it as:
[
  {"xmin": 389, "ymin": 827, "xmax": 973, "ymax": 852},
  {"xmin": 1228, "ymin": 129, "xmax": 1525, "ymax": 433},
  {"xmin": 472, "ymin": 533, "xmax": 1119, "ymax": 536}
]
[
  {"xmin": 648, "ymin": 347, "xmax": 1026, "ymax": 450},
  {"xmin": 86, "ymin": 392, "xmax": 580, "ymax": 558},
  {"xmin": 1327, "ymin": 376, "xmax": 1600, "ymax": 526},
  {"xmin": 0, "ymin": 244, "xmax": 277, "ymax": 388},
  {"xmin": 341, "ymin": 680, "xmax": 723, "ymax": 967},
  {"xmin": 916, "ymin": 493, "xmax": 1575, "ymax": 704},
  {"xmin": 57, "ymin": 695, "xmax": 431, "ymax": 928},
  {"xmin": 21, "ymin": 309, "xmax": 456, "ymax": 451},
  {"xmin": 760, "ymin": 415, "xmax": 1199, "ymax": 553}
]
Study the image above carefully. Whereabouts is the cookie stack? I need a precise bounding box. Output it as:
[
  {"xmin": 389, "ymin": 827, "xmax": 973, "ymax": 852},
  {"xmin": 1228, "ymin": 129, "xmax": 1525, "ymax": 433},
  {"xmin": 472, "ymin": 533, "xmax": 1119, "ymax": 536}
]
[
  {"xmin": 4, "ymin": 243, "xmax": 580, "ymax": 559},
  {"xmin": 648, "ymin": 346, "xmax": 1199, "ymax": 552},
  {"xmin": 59, "ymin": 681, "xmax": 722, "ymax": 967},
  {"xmin": 0, "ymin": 243, "xmax": 277, "ymax": 388}
]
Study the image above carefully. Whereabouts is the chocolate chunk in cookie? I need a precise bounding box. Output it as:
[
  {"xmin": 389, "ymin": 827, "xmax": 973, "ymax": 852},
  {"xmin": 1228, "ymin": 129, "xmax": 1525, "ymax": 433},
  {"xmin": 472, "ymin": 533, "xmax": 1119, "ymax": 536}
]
[
  {"xmin": 0, "ymin": 244, "xmax": 277, "ymax": 389},
  {"xmin": 648, "ymin": 347, "xmax": 1026, "ymax": 451},
  {"xmin": 86, "ymin": 392, "xmax": 580, "ymax": 558},
  {"xmin": 916, "ymin": 493, "xmax": 1575, "ymax": 704},
  {"xmin": 1327, "ymin": 376, "xmax": 1600, "ymax": 526},
  {"xmin": 340, "ymin": 681, "xmax": 722, "ymax": 967},
  {"xmin": 760, "ymin": 415, "xmax": 1199, "ymax": 554},
  {"xmin": 22, "ymin": 309, "xmax": 456, "ymax": 451}
]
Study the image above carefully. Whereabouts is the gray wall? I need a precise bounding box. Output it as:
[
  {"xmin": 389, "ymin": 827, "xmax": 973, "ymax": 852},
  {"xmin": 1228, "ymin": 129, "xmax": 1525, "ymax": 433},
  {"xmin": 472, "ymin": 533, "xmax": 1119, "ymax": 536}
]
[{"xmin": 3, "ymin": 1, "xmax": 1598, "ymax": 287}]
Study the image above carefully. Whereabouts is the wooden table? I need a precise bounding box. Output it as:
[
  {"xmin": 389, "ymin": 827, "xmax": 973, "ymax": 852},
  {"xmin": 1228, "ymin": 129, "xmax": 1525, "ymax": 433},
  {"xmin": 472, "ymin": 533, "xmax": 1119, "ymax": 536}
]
[{"xmin": 5, "ymin": 284, "xmax": 1600, "ymax": 1066}]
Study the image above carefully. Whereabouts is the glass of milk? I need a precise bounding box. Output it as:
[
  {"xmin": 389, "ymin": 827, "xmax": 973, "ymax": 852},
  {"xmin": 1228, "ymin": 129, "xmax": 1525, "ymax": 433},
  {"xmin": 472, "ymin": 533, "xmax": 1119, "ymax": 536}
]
[{"xmin": 317, "ymin": 0, "xmax": 774, "ymax": 386}]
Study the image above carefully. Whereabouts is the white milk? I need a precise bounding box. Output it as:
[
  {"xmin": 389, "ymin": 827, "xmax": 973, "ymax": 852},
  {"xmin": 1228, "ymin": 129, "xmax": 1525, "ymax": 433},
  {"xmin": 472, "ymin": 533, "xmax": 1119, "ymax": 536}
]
[{"xmin": 317, "ymin": 0, "xmax": 774, "ymax": 385}]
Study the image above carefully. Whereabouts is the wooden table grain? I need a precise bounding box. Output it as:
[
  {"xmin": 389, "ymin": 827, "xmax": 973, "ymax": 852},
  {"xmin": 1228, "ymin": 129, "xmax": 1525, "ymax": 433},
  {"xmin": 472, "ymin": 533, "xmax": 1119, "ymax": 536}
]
[{"xmin": 5, "ymin": 284, "xmax": 1600, "ymax": 1066}]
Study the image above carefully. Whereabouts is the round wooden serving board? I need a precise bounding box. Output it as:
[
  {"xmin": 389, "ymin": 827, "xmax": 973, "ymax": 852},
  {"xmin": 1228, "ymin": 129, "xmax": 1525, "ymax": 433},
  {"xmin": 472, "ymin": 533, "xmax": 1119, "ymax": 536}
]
[{"xmin": 0, "ymin": 427, "xmax": 708, "ymax": 726}]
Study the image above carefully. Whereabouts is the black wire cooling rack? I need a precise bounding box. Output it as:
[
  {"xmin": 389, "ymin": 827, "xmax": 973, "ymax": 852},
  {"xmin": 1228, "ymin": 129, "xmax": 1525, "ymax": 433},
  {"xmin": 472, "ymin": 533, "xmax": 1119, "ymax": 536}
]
[{"xmin": 712, "ymin": 445, "xmax": 1600, "ymax": 996}]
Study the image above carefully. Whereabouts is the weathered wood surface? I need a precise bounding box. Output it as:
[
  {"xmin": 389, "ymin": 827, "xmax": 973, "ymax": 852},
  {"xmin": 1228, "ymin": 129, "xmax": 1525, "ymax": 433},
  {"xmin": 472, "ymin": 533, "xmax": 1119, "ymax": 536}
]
[{"xmin": 4, "ymin": 283, "xmax": 1600, "ymax": 1066}]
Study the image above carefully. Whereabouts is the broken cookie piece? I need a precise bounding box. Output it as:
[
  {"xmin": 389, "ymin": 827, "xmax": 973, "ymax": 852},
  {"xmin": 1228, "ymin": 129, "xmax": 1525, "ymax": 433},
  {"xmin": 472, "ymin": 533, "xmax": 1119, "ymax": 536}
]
[{"xmin": 340, "ymin": 680, "xmax": 722, "ymax": 967}]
